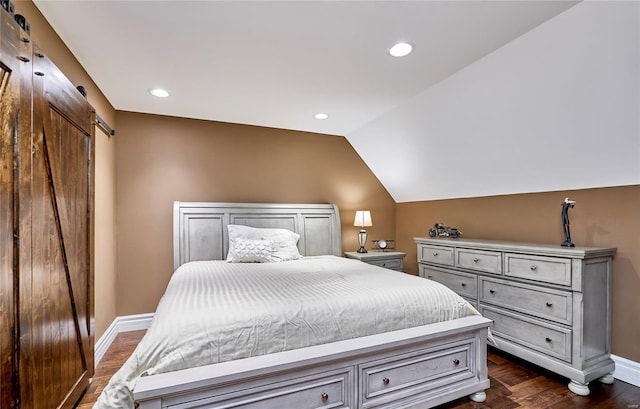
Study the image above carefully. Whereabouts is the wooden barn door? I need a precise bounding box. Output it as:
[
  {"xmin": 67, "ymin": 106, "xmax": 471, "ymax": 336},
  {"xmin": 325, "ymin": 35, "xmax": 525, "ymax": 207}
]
[
  {"xmin": 18, "ymin": 45, "xmax": 95, "ymax": 409},
  {"xmin": 1, "ymin": 9, "xmax": 32, "ymax": 409}
]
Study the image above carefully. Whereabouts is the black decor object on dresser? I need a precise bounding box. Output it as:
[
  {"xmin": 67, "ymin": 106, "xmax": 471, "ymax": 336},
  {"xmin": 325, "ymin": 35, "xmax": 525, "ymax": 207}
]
[{"xmin": 415, "ymin": 237, "xmax": 616, "ymax": 397}]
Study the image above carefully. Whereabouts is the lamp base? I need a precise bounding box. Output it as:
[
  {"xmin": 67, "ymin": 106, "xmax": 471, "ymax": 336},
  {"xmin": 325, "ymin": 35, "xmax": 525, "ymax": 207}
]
[{"xmin": 357, "ymin": 229, "xmax": 368, "ymax": 253}]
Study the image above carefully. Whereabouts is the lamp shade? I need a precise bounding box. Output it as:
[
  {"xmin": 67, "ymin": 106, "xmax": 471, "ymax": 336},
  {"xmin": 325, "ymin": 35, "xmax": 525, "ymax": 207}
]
[{"xmin": 353, "ymin": 210, "xmax": 372, "ymax": 227}]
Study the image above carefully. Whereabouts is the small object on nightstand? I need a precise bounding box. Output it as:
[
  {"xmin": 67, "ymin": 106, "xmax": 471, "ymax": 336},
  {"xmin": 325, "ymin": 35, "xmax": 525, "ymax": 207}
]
[
  {"xmin": 372, "ymin": 239, "xmax": 395, "ymax": 251},
  {"xmin": 344, "ymin": 251, "xmax": 406, "ymax": 272}
]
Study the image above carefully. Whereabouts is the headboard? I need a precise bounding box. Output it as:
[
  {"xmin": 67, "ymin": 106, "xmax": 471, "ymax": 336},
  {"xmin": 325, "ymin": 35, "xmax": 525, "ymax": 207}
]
[{"xmin": 173, "ymin": 202, "xmax": 343, "ymax": 270}]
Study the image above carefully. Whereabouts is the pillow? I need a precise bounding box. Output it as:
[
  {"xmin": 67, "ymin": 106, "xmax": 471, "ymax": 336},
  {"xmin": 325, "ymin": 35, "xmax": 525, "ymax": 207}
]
[
  {"xmin": 227, "ymin": 224, "xmax": 302, "ymax": 262},
  {"xmin": 226, "ymin": 238, "xmax": 274, "ymax": 263}
]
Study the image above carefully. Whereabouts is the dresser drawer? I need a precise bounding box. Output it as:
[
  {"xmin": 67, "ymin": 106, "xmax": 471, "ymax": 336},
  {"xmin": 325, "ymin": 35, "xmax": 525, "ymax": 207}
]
[
  {"xmin": 187, "ymin": 368, "xmax": 354, "ymax": 408},
  {"xmin": 420, "ymin": 265, "xmax": 477, "ymax": 300},
  {"xmin": 504, "ymin": 253, "xmax": 571, "ymax": 286},
  {"xmin": 456, "ymin": 248, "xmax": 502, "ymax": 275},
  {"xmin": 480, "ymin": 278, "xmax": 572, "ymax": 325},
  {"xmin": 480, "ymin": 306, "xmax": 572, "ymax": 362},
  {"xmin": 359, "ymin": 341, "xmax": 474, "ymax": 407},
  {"xmin": 418, "ymin": 244, "xmax": 454, "ymax": 266},
  {"xmin": 367, "ymin": 258, "xmax": 403, "ymax": 271}
]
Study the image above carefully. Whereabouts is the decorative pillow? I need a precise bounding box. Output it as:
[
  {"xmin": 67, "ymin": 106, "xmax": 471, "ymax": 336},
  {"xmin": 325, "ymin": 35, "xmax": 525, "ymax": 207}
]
[
  {"xmin": 227, "ymin": 224, "xmax": 302, "ymax": 262},
  {"xmin": 226, "ymin": 239, "xmax": 274, "ymax": 263}
]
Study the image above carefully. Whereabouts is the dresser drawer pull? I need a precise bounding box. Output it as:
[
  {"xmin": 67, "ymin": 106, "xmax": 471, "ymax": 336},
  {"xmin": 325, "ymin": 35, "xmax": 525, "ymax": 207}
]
[
  {"xmin": 321, "ymin": 392, "xmax": 329, "ymax": 401},
  {"xmin": 453, "ymin": 359, "xmax": 460, "ymax": 365},
  {"xmin": 427, "ymin": 275, "xmax": 433, "ymax": 279},
  {"xmin": 382, "ymin": 263, "xmax": 386, "ymax": 266},
  {"xmin": 382, "ymin": 377, "xmax": 390, "ymax": 385},
  {"xmin": 545, "ymin": 337, "xmax": 552, "ymax": 343},
  {"xmin": 433, "ymin": 252, "xmax": 438, "ymax": 256},
  {"xmin": 546, "ymin": 302, "xmax": 553, "ymax": 307},
  {"xmin": 473, "ymin": 258, "xmax": 479, "ymax": 262},
  {"xmin": 461, "ymin": 283, "xmax": 467, "ymax": 287},
  {"xmin": 530, "ymin": 265, "xmax": 538, "ymax": 271},
  {"xmin": 489, "ymin": 289, "xmax": 495, "ymax": 294}
]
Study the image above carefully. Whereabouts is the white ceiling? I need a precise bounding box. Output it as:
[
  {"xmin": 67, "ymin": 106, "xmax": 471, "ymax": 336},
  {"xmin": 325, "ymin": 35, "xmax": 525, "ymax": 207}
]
[{"xmin": 33, "ymin": 0, "xmax": 579, "ymax": 137}]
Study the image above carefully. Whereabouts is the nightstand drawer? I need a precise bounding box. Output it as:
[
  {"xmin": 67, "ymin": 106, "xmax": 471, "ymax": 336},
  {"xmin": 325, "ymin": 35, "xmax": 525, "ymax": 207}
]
[
  {"xmin": 456, "ymin": 248, "xmax": 502, "ymax": 275},
  {"xmin": 420, "ymin": 265, "xmax": 477, "ymax": 300},
  {"xmin": 504, "ymin": 253, "xmax": 571, "ymax": 286},
  {"xmin": 344, "ymin": 251, "xmax": 405, "ymax": 272},
  {"xmin": 367, "ymin": 258, "xmax": 403, "ymax": 270},
  {"xmin": 418, "ymin": 244, "xmax": 454, "ymax": 267},
  {"xmin": 480, "ymin": 278, "xmax": 572, "ymax": 324},
  {"xmin": 481, "ymin": 306, "xmax": 572, "ymax": 362}
]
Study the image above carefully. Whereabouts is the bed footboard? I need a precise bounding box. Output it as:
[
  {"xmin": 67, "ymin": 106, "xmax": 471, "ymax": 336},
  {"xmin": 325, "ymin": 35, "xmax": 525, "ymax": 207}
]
[{"xmin": 134, "ymin": 315, "xmax": 491, "ymax": 409}]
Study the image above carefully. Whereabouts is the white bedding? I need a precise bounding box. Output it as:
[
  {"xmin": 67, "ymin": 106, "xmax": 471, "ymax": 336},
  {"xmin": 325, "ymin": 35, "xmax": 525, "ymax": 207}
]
[{"xmin": 94, "ymin": 256, "xmax": 480, "ymax": 409}]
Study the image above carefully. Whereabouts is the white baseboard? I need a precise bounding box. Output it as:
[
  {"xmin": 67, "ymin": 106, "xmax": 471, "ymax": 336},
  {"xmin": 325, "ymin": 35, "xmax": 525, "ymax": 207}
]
[
  {"xmin": 94, "ymin": 313, "xmax": 154, "ymax": 365},
  {"xmin": 612, "ymin": 354, "xmax": 640, "ymax": 387},
  {"xmin": 93, "ymin": 314, "xmax": 640, "ymax": 389}
]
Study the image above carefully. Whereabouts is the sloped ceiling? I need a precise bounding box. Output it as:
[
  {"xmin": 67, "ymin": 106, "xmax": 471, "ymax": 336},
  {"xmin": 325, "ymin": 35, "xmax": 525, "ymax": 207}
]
[
  {"xmin": 34, "ymin": 1, "xmax": 639, "ymax": 202},
  {"xmin": 34, "ymin": 0, "xmax": 577, "ymax": 138}
]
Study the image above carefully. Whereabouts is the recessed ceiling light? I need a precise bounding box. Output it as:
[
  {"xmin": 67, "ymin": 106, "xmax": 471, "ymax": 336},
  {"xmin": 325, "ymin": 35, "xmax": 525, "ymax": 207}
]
[
  {"xmin": 389, "ymin": 42, "xmax": 413, "ymax": 57},
  {"xmin": 314, "ymin": 113, "xmax": 329, "ymax": 120},
  {"xmin": 149, "ymin": 88, "xmax": 170, "ymax": 98}
]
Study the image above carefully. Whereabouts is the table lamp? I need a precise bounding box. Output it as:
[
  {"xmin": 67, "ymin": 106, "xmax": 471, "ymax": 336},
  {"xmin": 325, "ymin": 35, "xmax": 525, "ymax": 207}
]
[{"xmin": 353, "ymin": 210, "xmax": 372, "ymax": 253}]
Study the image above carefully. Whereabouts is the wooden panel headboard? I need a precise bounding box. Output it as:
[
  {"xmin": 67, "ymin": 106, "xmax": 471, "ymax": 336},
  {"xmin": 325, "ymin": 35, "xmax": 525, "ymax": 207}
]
[{"xmin": 173, "ymin": 202, "xmax": 343, "ymax": 270}]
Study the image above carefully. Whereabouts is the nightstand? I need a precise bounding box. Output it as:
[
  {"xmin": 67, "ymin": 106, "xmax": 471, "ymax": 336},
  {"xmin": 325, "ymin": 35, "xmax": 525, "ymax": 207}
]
[{"xmin": 344, "ymin": 251, "xmax": 406, "ymax": 272}]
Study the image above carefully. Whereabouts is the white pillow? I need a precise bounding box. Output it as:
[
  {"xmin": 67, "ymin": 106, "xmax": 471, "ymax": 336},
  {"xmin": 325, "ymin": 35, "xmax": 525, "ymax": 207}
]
[
  {"xmin": 227, "ymin": 224, "xmax": 302, "ymax": 262},
  {"xmin": 226, "ymin": 238, "xmax": 274, "ymax": 263}
]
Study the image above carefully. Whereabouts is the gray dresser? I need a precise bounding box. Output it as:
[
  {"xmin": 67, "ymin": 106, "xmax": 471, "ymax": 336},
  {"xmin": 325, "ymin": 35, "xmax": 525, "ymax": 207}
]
[{"xmin": 415, "ymin": 237, "xmax": 616, "ymax": 396}]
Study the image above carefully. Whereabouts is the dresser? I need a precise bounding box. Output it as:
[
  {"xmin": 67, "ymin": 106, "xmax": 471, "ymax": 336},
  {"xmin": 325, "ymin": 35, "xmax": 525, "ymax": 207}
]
[
  {"xmin": 415, "ymin": 237, "xmax": 616, "ymax": 396},
  {"xmin": 344, "ymin": 251, "xmax": 406, "ymax": 271}
]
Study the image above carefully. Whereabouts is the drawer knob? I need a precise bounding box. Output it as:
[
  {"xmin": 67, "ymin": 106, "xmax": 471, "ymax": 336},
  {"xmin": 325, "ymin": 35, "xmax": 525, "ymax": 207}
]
[
  {"xmin": 453, "ymin": 359, "xmax": 460, "ymax": 365},
  {"xmin": 427, "ymin": 275, "xmax": 433, "ymax": 279},
  {"xmin": 489, "ymin": 289, "xmax": 495, "ymax": 294},
  {"xmin": 382, "ymin": 263, "xmax": 386, "ymax": 267},
  {"xmin": 321, "ymin": 392, "xmax": 329, "ymax": 401},
  {"xmin": 530, "ymin": 265, "xmax": 538, "ymax": 271},
  {"xmin": 461, "ymin": 283, "xmax": 467, "ymax": 287},
  {"xmin": 433, "ymin": 252, "xmax": 438, "ymax": 256},
  {"xmin": 473, "ymin": 258, "xmax": 479, "ymax": 262},
  {"xmin": 545, "ymin": 337, "xmax": 552, "ymax": 343},
  {"xmin": 546, "ymin": 302, "xmax": 553, "ymax": 307},
  {"xmin": 382, "ymin": 377, "xmax": 390, "ymax": 385}
]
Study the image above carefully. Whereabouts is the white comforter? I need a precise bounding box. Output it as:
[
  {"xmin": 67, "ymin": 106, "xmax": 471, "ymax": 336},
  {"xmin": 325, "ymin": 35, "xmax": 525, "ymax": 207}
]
[{"xmin": 94, "ymin": 256, "xmax": 480, "ymax": 408}]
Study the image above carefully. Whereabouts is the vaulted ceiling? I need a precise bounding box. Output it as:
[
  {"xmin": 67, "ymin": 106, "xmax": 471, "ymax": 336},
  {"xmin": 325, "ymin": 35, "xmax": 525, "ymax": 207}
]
[
  {"xmin": 34, "ymin": 1, "xmax": 577, "ymax": 137},
  {"xmin": 34, "ymin": 1, "xmax": 639, "ymax": 202}
]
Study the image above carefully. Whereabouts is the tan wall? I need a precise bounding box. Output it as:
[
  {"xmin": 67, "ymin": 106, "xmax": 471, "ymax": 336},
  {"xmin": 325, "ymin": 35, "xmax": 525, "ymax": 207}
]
[
  {"xmin": 14, "ymin": 1, "xmax": 118, "ymax": 341},
  {"xmin": 396, "ymin": 185, "xmax": 640, "ymax": 362},
  {"xmin": 115, "ymin": 111, "xmax": 395, "ymax": 315}
]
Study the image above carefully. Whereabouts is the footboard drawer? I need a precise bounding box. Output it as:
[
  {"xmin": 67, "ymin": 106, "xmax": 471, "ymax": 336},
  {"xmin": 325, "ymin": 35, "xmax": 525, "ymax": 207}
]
[
  {"xmin": 172, "ymin": 367, "xmax": 354, "ymax": 409},
  {"xmin": 359, "ymin": 340, "xmax": 475, "ymax": 408}
]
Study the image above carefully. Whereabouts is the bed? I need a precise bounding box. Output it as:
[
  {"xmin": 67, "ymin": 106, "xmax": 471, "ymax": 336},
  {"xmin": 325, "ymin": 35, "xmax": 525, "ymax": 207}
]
[{"xmin": 95, "ymin": 202, "xmax": 491, "ymax": 409}]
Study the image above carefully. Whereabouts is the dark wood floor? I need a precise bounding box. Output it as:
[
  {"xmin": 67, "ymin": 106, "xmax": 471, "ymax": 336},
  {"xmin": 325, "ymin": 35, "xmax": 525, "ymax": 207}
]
[{"xmin": 78, "ymin": 330, "xmax": 640, "ymax": 408}]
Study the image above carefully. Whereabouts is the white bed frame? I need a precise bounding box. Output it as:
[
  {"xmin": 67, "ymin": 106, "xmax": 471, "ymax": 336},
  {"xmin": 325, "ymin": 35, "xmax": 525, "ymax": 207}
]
[{"xmin": 133, "ymin": 202, "xmax": 491, "ymax": 409}]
